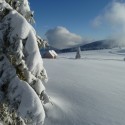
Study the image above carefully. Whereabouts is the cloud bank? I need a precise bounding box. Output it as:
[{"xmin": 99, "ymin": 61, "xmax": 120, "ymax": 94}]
[
  {"xmin": 93, "ymin": 1, "xmax": 125, "ymax": 46},
  {"xmin": 45, "ymin": 26, "xmax": 87, "ymax": 49}
]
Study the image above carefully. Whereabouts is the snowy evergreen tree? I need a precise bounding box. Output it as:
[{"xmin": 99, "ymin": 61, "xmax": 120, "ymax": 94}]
[
  {"xmin": 0, "ymin": 0, "xmax": 50, "ymax": 124},
  {"xmin": 75, "ymin": 47, "xmax": 81, "ymax": 59}
]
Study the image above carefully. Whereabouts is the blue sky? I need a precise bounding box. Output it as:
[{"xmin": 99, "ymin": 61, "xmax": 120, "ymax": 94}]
[
  {"xmin": 29, "ymin": 0, "xmax": 111, "ymax": 39},
  {"xmin": 29, "ymin": 0, "xmax": 125, "ymax": 49}
]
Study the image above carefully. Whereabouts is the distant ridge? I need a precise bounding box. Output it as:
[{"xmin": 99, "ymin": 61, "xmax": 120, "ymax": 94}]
[{"xmin": 42, "ymin": 39, "xmax": 122, "ymax": 54}]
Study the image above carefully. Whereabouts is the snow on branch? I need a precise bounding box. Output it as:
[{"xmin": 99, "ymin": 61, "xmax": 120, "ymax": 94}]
[{"xmin": 0, "ymin": 0, "xmax": 50, "ymax": 124}]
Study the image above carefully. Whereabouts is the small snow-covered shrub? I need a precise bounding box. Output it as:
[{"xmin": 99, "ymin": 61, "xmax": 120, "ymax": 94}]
[{"xmin": 75, "ymin": 47, "xmax": 81, "ymax": 59}]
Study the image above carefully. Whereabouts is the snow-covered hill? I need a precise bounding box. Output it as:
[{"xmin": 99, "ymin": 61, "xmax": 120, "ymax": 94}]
[{"xmin": 43, "ymin": 49, "xmax": 125, "ymax": 125}]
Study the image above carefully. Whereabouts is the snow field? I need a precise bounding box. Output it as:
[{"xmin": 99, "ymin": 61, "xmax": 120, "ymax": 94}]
[{"xmin": 43, "ymin": 50, "xmax": 125, "ymax": 125}]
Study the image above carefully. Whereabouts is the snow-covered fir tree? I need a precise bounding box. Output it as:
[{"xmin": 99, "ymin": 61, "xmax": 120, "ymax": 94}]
[
  {"xmin": 75, "ymin": 47, "xmax": 81, "ymax": 59},
  {"xmin": 0, "ymin": 0, "xmax": 50, "ymax": 124}
]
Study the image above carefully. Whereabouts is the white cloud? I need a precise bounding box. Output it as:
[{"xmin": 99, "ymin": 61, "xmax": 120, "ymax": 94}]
[
  {"xmin": 105, "ymin": 1, "xmax": 125, "ymax": 26},
  {"xmin": 45, "ymin": 26, "xmax": 87, "ymax": 49},
  {"xmin": 92, "ymin": 1, "xmax": 125, "ymax": 46},
  {"xmin": 92, "ymin": 15, "xmax": 103, "ymax": 27}
]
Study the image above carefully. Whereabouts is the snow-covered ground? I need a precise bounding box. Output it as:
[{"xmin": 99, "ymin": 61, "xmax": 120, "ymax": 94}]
[{"xmin": 43, "ymin": 49, "xmax": 125, "ymax": 125}]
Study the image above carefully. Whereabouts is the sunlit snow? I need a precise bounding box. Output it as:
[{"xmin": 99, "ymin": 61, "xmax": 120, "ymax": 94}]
[{"xmin": 43, "ymin": 49, "xmax": 125, "ymax": 125}]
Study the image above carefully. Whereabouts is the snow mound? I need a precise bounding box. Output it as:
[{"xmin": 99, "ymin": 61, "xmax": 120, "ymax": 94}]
[{"xmin": 109, "ymin": 48, "xmax": 125, "ymax": 55}]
